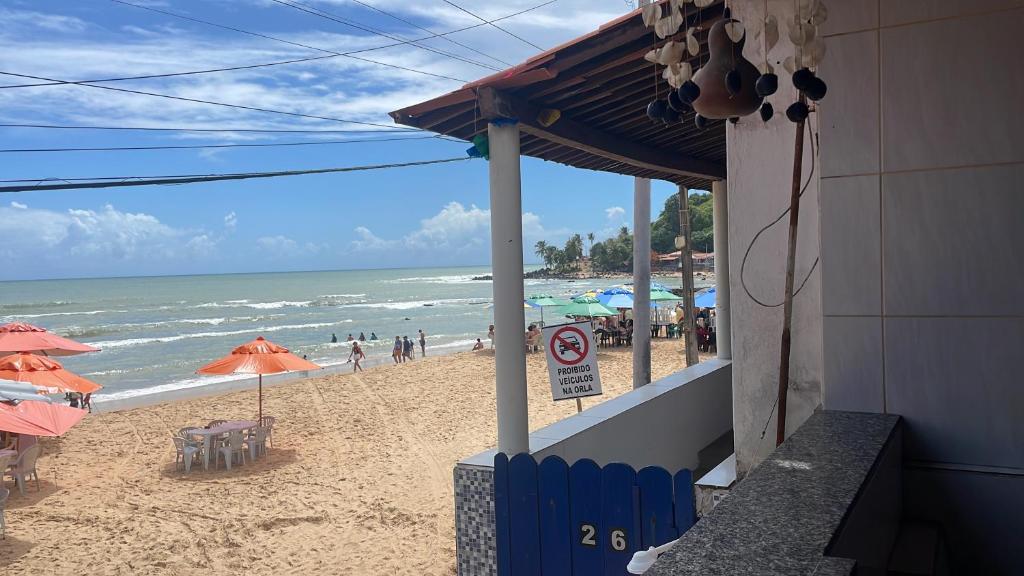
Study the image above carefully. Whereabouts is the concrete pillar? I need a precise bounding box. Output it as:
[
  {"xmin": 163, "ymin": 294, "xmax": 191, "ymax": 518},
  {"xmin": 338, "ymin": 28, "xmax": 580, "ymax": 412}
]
[
  {"xmin": 633, "ymin": 177, "xmax": 652, "ymax": 388},
  {"xmin": 488, "ymin": 120, "xmax": 529, "ymax": 455},
  {"xmin": 679, "ymin": 186, "xmax": 699, "ymax": 366},
  {"xmin": 712, "ymin": 179, "xmax": 731, "ymax": 360}
]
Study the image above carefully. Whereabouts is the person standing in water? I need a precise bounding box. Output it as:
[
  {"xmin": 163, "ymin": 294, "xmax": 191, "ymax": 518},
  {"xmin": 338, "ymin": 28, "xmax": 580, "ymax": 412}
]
[
  {"xmin": 402, "ymin": 336, "xmax": 414, "ymax": 361},
  {"xmin": 370, "ymin": 332, "xmax": 378, "ymax": 340},
  {"xmin": 392, "ymin": 336, "xmax": 402, "ymax": 364},
  {"xmin": 331, "ymin": 333, "xmax": 338, "ymax": 343},
  {"xmin": 418, "ymin": 329, "xmax": 427, "ymax": 356},
  {"xmin": 358, "ymin": 332, "xmax": 366, "ymax": 342},
  {"xmin": 349, "ymin": 342, "xmax": 365, "ymax": 372}
]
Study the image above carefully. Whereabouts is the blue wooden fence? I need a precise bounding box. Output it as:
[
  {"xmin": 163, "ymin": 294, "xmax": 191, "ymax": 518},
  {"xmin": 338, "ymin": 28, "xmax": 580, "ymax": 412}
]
[{"xmin": 494, "ymin": 453, "xmax": 696, "ymax": 576}]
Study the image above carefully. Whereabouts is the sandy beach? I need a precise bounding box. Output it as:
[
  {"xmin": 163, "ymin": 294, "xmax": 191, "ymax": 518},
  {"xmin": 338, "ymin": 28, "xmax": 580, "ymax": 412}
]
[{"xmin": 1, "ymin": 339, "xmax": 702, "ymax": 575}]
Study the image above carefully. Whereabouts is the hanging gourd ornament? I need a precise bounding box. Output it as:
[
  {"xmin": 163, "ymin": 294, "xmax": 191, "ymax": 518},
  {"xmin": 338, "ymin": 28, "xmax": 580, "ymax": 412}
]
[
  {"xmin": 647, "ymin": 100, "xmax": 668, "ymax": 121},
  {"xmin": 785, "ymin": 101, "xmax": 809, "ymax": 123},
  {"xmin": 677, "ymin": 80, "xmax": 701, "ymax": 104},
  {"xmin": 668, "ymin": 90, "xmax": 688, "ymax": 112},
  {"xmin": 755, "ymin": 73, "xmax": 778, "ymax": 97},
  {"xmin": 691, "ymin": 19, "xmax": 763, "ymax": 119},
  {"xmin": 694, "ymin": 114, "xmax": 709, "ymax": 130},
  {"xmin": 759, "ymin": 102, "xmax": 774, "ymax": 122},
  {"xmin": 663, "ymin": 106, "xmax": 682, "ymax": 124}
]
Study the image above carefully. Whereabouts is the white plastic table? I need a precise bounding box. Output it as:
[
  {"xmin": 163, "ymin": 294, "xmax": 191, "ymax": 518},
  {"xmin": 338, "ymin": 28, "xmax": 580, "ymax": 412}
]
[{"xmin": 190, "ymin": 420, "xmax": 257, "ymax": 470}]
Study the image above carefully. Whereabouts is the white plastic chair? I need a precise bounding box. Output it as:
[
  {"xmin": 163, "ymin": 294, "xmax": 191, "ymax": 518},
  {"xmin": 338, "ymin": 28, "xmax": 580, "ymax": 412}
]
[
  {"xmin": 244, "ymin": 427, "xmax": 268, "ymax": 460},
  {"xmin": 6, "ymin": 444, "xmax": 40, "ymax": 496},
  {"xmin": 257, "ymin": 416, "xmax": 276, "ymax": 449},
  {"xmin": 216, "ymin": 431, "xmax": 247, "ymax": 470},
  {"xmin": 172, "ymin": 437, "xmax": 200, "ymax": 473},
  {"xmin": 0, "ymin": 487, "xmax": 8, "ymax": 540}
]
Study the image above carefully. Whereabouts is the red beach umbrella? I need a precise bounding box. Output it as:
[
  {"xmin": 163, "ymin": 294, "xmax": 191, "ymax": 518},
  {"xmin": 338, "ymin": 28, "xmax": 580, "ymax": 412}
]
[
  {"xmin": 0, "ymin": 322, "xmax": 100, "ymax": 356},
  {"xmin": 196, "ymin": 336, "xmax": 320, "ymax": 420},
  {"xmin": 0, "ymin": 400, "xmax": 87, "ymax": 436},
  {"xmin": 0, "ymin": 352, "xmax": 103, "ymax": 394}
]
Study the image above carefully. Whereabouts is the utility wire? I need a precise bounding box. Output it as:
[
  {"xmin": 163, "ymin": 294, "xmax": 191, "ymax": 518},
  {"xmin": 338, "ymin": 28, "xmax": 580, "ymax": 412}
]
[
  {"xmin": 0, "ymin": 70, "xmax": 417, "ymax": 131},
  {"xmin": 0, "ymin": 134, "xmax": 445, "ymax": 153},
  {"xmin": 109, "ymin": 0, "xmax": 468, "ymax": 82},
  {"xmin": 348, "ymin": 0, "xmax": 513, "ymax": 67},
  {"xmin": 3, "ymin": 1, "xmax": 554, "ymax": 91},
  {"xmin": 0, "ymin": 157, "xmax": 472, "ymax": 193},
  {"xmin": 439, "ymin": 0, "xmax": 545, "ymax": 51},
  {"xmin": 267, "ymin": 0, "xmax": 500, "ymax": 72},
  {"xmin": 0, "ymin": 123, "xmax": 403, "ymax": 134}
]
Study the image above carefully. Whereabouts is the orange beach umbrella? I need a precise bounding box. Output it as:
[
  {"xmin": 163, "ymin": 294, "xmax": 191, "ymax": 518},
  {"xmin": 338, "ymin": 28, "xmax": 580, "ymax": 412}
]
[
  {"xmin": 0, "ymin": 322, "xmax": 100, "ymax": 356},
  {"xmin": 0, "ymin": 400, "xmax": 87, "ymax": 436},
  {"xmin": 0, "ymin": 352, "xmax": 103, "ymax": 394},
  {"xmin": 196, "ymin": 336, "xmax": 320, "ymax": 420}
]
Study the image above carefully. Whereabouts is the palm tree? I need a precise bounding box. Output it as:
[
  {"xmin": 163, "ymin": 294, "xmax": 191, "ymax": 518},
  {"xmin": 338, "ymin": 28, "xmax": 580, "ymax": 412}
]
[
  {"xmin": 587, "ymin": 232, "xmax": 595, "ymax": 255},
  {"xmin": 534, "ymin": 240, "xmax": 549, "ymax": 267}
]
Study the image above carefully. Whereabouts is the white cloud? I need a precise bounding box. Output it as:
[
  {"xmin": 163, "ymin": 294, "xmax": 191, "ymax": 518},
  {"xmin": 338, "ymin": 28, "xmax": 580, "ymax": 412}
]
[
  {"xmin": 605, "ymin": 206, "xmax": 626, "ymax": 220},
  {"xmin": 257, "ymin": 235, "xmax": 325, "ymax": 258},
  {"xmin": 0, "ymin": 204, "xmax": 218, "ymax": 279},
  {"xmin": 10, "ymin": 201, "xmax": 27, "ymax": 210},
  {"xmin": 224, "ymin": 211, "xmax": 237, "ymax": 231},
  {"xmin": 0, "ymin": 8, "xmax": 89, "ymax": 33}
]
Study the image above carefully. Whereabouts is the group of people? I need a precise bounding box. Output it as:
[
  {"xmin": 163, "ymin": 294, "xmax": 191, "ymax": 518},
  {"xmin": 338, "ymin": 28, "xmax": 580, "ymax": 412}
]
[
  {"xmin": 391, "ymin": 330, "xmax": 427, "ymax": 364},
  {"xmin": 332, "ymin": 332, "xmax": 378, "ymax": 344},
  {"xmin": 694, "ymin": 308, "xmax": 717, "ymax": 353}
]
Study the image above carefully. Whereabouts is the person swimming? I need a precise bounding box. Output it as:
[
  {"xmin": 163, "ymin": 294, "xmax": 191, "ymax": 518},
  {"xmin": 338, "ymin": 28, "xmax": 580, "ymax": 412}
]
[
  {"xmin": 370, "ymin": 332, "xmax": 378, "ymax": 340},
  {"xmin": 331, "ymin": 333, "xmax": 338, "ymax": 343},
  {"xmin": 359, "ymin": 332, "xmax": 366, "ymax": 341}
]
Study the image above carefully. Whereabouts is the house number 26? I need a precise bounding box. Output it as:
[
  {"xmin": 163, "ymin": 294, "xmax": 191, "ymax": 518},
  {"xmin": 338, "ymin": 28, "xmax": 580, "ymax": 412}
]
[{"xmin": 579, "ymin": 524, "xmax": 628, "ymax": 551}]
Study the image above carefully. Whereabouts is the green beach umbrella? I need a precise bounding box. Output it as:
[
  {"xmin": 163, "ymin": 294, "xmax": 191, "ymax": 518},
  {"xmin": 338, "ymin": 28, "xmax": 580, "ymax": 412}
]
[
  {"xmin": 527, "ymin": 294, "xmax": 572, "ymax": 324},
  {"xmin": 558, "ymin": 296, "xmax": 618, "ymax": 318},
  {"xmin": 650, "ymin": 289, "xmax": 683, "ymax": 302}
]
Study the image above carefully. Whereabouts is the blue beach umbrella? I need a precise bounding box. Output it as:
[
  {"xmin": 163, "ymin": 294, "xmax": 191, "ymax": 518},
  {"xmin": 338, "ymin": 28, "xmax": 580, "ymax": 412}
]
[
  {"xmin": 597, "ymin": 288, "xmax": 635, "ymax": 309},
  {"xmin": 694, "ymin": 288, "xmax": 716, "ymax": 308}
]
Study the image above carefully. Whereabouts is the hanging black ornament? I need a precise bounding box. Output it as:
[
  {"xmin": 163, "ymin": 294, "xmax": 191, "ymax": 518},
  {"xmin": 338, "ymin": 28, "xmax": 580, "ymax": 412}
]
[
  {"xmin": 792, "ymin": 68, "xmax": 815, "ymax": 91},
  {"xmin": 695, "ymin": 114, "xmax": 709, "ymax": 130},
  {"xmin": 725, "ymin": 69, "xmax": 742, "ymax": 97},
  {"xmin": 647, "ymin": 100, "xmax": 668, "ymax": 121},
  {"xmin": 668, "ymin": 90, "xmax": 687, "ymax": 112},
  {"xmin": 759, "ymin": 102, "xmax": 774, "ymax": 122},
  {"xmin": 803, "ymin": 76, "xmax": 828, "ymax": 101},
  {"xmin": 755, "ymin": 73, "xmax": 778, "ymax": 97},
  {"xmin": 728, "ymin": 116, "xmax": 739, "ymax": 124},
  {"xmin": 723, "ymin": 6, "xmax": 731, "ymax": 18},
  {"xmin": 678, "ymin": 80, "xmax": 701, "ymax": 104},
  {"xmin": 663, "ymin": 107, "xmax": 681, "ymax": 124},
  {"xmin": 786, "ymin": 101, "xmax": 809, "ymax": 122}
]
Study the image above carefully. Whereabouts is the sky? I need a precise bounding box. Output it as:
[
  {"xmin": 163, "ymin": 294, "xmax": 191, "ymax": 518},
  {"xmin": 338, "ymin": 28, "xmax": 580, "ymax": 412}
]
[{"xmin": 0, "ymin": 0, "xmax": 697, "ymax": 281}]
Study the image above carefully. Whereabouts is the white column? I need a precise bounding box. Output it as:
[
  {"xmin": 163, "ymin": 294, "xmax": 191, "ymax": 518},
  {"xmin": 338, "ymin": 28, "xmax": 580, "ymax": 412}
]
[
  {"xmin": 712, "ymin": 180, "xmax": 731, "ymax": 360},
  {"xmin": 488, "ymin": 120, "xmax": 529, "ymax": 455},
  {"xmin": 632, "ymin": 177, "xmax": 652, "ymax": 388}
]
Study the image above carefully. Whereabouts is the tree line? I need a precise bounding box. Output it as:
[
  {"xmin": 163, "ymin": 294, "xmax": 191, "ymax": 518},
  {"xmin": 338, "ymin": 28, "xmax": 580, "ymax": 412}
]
[{"xmin": 534, "ymin": 192, "xmax": 713, "ymax": 274}]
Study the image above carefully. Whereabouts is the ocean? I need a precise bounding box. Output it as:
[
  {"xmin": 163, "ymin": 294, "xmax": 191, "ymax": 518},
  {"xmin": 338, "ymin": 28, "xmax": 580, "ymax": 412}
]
[{"xmin": 0, "ymin": 267, "xmax": 693, "ymax": 405}]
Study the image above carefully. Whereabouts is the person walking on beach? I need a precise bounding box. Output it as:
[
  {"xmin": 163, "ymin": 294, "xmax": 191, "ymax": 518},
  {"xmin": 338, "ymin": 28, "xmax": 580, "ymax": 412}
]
[
  {"xmin": 349, "ymin": 342, "xmax": 365, "ymax": 372},
  {"xmin": 402, "ymin": 336, "xmax": 414, "ymax": 361},
  {"xmin": 392, "ymin": 336, "xmax": 402, "ymax": 364},
  {"xmin": 418, "ymin": 329, "xmax": 427, "ymax": 356}
]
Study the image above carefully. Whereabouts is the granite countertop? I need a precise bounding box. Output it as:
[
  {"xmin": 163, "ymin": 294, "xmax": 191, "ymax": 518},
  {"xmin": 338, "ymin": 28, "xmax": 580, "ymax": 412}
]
[{"xmin": 650, "ymin": 410, "xmax": 900, "ymax": 576}]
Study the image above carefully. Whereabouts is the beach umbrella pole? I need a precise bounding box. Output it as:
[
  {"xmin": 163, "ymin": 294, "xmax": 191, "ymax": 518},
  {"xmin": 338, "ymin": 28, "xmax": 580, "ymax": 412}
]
[{"xmin": 258, "ymin": 374, "xmax": 263, "ymax": 422}]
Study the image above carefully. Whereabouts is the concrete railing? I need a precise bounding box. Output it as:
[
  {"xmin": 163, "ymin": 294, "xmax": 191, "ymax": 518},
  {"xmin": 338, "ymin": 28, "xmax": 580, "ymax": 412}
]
[{"xmin": 453, "ymin": 359, "xmax": 733, "ymax": 575}]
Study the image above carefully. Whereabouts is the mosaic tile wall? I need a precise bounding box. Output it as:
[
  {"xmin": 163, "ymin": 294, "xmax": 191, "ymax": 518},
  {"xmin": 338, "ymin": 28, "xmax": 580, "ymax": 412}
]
[{"xmin": 454, "ymin": 463, "xmax": 497, "ymax": 576}]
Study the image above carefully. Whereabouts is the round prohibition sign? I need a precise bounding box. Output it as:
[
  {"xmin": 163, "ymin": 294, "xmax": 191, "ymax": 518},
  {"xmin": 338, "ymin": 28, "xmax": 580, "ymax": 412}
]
[{"xmin": 549, "ymin": 325, "xmax": 590, "ymax": 366}]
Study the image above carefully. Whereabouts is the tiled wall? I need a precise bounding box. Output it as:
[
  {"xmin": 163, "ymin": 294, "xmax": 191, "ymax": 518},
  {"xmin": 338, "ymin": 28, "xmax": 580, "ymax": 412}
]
[
  {"xmin": 816, "ymin": 1, "xmax": 1024, "ymax": 572},
  {"xmin": 454, "ymin": 463, "xmax": 496, "ymax": 576}
]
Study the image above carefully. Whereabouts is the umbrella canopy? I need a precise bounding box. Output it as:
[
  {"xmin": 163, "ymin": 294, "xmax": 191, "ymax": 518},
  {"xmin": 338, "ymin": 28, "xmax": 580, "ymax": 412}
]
[
  {"xmin": 597, "ymin": 290, "xmax": 635, "ymax": 309},
  {"xmin": 694, "ymin": 287, "xmax": 717, "ymax": 308},
  {"xmin": 0, "ymin": 378, "xmax": 53, "ymax": 403},
  {"xmin": 651, "ymin": 289, "xmax": 683, "ymax": 302},
  {"xmin": 526, "ymin": 294, "xmax": 571, "ymax": 307},
  {"xmin": 196, "ymin": 336, "xmax": 320, "ymax": 421},
  {"xmin": 0, "ymin": 400, "xmax": 85, "ymax": 436},
  {"xmin": 559, "ymin": 296, "xmax": 618, "ymax": 318},
  {"xmin": 0, "ymin": 322, "xmax": 100, "ymax": 356},
  {"xmin": 0, "ymin": 353, "xmax": 103, "ymax": 394}
]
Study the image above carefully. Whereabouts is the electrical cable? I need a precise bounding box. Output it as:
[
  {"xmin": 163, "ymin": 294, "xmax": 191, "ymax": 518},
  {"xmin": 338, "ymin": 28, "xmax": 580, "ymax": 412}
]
[
  {"xmin": 738, "ymin": 116, "xmax": 819, "ymax": 309},
  {"xmin": 267, "ymin": 0, "xmax": 500, "ymax": 72},
  {"xmin": 0, "ymin": 123, "xmax": 402, "ymax": 134},
  {"xmin": 0, "ymin": 70, "xmax": 417, "ymax": 131},
  {"xmin": 0, "ymin": 157, "xmax": 472, "ymax": 193},
  {"xmin": 439, "ymin": 0, "xmax": 545, "ymax": 51},
  {"xmin": 348, "ymin": 0, "xmax": 514, "ymax": 67},
  {"xmin": 108, "ymin": 0, "xmax": 468, "ymax": 82},
  {"xmin": 0, "ymin": 134, "xmax": 445, "ymax": 153}
]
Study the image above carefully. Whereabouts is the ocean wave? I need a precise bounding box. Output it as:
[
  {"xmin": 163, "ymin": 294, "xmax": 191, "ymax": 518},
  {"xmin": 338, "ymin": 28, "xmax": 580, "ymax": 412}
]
[
  {"xmin": 93, "ymin": 372, "xmax": 255, "ymax": 402},
  {"xmin": 5, "ymin": 309, "xmax": 119, "ymax": 319},
  {"xmin": 340, "ymin": 297, "xmax": 490, "ymax": 311},
  {"xmin": 0, "ymin": 300, "xmax": 72, "ymax": 311},
  {"xmin": 388, "ymin": 275, "xmax": 483, "ymax": 285},
  {"xmin": 90, "ymin": 321, "xmax": 343, "ymax": 349}
]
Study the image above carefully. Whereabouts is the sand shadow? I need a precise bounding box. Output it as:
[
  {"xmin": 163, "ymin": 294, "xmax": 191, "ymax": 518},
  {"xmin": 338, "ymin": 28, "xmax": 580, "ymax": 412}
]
[
  {"xmin": 2, "ymin": 478, "xmax": 61, "ymax": 510},
  {"xmin": 0, "ymin": 534, "xmax": 35, "ymax": 564},
  {"xmin": 159, "ymin": 447, "xmax": 299, "ymax": 481}
]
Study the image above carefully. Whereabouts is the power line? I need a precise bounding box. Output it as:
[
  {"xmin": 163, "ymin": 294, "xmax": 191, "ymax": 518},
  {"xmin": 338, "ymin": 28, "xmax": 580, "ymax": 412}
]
[
  {"xmin": 0, "ymin": 157, "xmax": 473, "ymax": 193},
  {"xmin": 348, "ymin": 0, "xmax": 513, "ymax": 67},
  {"xmin": 439, "ymin": 0, "xmax": 545, "ymax": 51},
  {"xmin": 0, "ymin": 123, "xmax": 406, "ymax": 134},
  {"xmin": 0, "ymin": 134, "xmax": 446, "ymax": 153},
  {"xmin": 267, "ymin": 0, "xmax": 501, "ymax": 72},
  {"xmin": 109, "ymin": 0, "xmax": 470, "ymax": 82},
  {"xmin": 3, "ymin": 1, "xmax": 554, "ymax": 91},
  {"xmin": 0, "ymin": 70, "xmax": 417, "ymax": 131}
]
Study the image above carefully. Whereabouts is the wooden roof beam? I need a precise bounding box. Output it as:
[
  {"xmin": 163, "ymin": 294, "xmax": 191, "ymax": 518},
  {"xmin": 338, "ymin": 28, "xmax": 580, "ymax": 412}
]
[{"xmin": 477, "ymin": 87, "xmax": 724, "ymax": 181}]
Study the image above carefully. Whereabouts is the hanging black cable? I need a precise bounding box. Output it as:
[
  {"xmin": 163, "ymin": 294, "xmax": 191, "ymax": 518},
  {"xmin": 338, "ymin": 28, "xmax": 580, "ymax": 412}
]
[
  {"xmin": 439, "ymin": 0, "xmax": 545, "ymax": 51},
  {"xmin": 0, "ymin": 157, "xmax": 473, "ymax": 193},
  {"xmin": 0, "ymin": 123, "xmax": 402, "ymax": 134}
]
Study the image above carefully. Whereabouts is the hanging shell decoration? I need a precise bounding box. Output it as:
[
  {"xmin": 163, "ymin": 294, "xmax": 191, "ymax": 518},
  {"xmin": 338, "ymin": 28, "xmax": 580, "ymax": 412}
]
[{"xmin": 639, "ymin": 0, "xmax": 829, "ymax": 128}]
